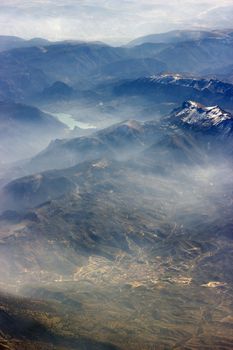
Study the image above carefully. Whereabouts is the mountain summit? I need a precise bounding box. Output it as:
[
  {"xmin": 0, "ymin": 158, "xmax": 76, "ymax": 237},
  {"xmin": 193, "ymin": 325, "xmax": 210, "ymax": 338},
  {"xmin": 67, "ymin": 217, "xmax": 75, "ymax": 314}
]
[{"xmin": 171, "ymin": 100, "xmax": 233, "ymax": 133}]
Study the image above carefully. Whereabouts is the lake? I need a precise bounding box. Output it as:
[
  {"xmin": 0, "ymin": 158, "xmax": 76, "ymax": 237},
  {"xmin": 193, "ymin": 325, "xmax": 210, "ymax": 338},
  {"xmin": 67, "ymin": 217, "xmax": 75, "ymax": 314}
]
[{"xmin": 50, "ymin": 112, "xmax": 97, "ymax": 130}]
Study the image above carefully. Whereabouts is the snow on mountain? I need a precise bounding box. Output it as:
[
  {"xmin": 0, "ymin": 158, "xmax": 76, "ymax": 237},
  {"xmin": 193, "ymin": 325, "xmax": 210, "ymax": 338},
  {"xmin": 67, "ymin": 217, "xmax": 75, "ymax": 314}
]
[
  {"xmin": 149, "ymin": 74, "xmax": 233, "ymax": 95},
  {"xmin": 171, "ymin": 100, "xmax": 233, "ymax": 132}
]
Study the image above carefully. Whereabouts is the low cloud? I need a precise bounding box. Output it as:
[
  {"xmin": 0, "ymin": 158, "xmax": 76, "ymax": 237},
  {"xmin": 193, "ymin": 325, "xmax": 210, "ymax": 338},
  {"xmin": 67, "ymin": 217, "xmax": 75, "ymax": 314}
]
[{"xmin": 0, "ymin": 0, "xmax": 232, "ymax": 43}]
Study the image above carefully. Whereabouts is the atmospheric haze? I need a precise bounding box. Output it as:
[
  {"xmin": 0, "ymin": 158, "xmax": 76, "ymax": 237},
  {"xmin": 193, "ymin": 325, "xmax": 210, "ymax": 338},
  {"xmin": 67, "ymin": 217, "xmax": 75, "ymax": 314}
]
[{"xmin": 0, "ymin": 0, "xmax": 233, "ymax": 43}]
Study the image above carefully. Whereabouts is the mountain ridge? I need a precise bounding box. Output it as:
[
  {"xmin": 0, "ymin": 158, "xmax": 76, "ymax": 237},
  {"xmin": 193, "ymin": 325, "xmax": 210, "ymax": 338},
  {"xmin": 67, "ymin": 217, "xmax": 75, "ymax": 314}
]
[
  {"xmin": 170, "ymin": 100, "xmax": 233, "ymax": 133},
  {"xmin": 127, "ymin": 29, "xmax": 233, "ymax": 47},
  {"xmin": 0, "ymin": 100, "xmax": 67, "ymax": 163}
]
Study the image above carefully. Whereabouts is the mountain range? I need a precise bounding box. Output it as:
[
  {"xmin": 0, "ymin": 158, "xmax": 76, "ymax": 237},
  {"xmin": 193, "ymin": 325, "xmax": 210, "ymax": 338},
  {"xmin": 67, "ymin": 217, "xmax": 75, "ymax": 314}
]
[
  {"xmin": 0, "ymin": 29, "xmax": 233, "ymax": 350},
  {"xmin": 0, "ymin": 100, "xmax": 233, "ymax": 349},
  {"xmin": 0, "ymin": 29, "xmax": 233, "ymax": 103},
  {"xmin": 1, "ymin": 101, "xmax": 232, "ymax": 206},
  {"xmin": 127, "ymin": 29, "xmax": 233, "ymax": 46}
]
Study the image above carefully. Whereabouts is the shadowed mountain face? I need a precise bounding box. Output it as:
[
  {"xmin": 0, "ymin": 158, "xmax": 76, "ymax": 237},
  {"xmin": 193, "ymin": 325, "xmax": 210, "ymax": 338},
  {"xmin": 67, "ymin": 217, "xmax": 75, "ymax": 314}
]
[
  {"xmin": 41, "ymin": 81, "xmax": 75, "ymax": 101},
  {"xmin": 0, "ymin": 101, "xmax": 67, "ymax": 163},
  {"xmin": 111, "ymin": 74, "xmax": 233, "ymax": 113},
  {"xmin": 0, "ymin": 293, "xmax": 120, "ymax": 350},
  {"xmin": 0, "ymin": 43, "xmax": 126, "ymax": 101},
  {"xmin": 20, "ymin": 120, "xmax": 158, "ymax": 174}
]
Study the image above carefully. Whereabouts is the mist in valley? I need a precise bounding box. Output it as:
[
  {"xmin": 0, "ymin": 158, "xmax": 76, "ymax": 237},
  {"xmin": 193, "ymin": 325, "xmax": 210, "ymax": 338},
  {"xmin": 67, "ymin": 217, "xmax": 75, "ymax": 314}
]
[{"xmin": 0, "ymin": 1, "xmax": 233, "ymax": 349}]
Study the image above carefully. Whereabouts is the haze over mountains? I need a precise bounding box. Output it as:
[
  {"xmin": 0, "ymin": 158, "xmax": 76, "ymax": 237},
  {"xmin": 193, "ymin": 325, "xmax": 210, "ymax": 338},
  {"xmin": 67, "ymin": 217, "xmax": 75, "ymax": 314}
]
[
  {"xmin": 0, "ymin": 27, "xmax": 233, "ymax": 350},
  {"xmin": 127, "ymin": 29, "xmax": 233, "ymax": 46},
  {"xmin": 0, "ymin": 101, "xmax": 67, "ymax": 164},
  {"xmin": 1, "ymin": 29, "xmax": 233, "ymax": 103},
  {"xmin": 0, "ymin": 36, "xmax": 51, "ymax": 52}
]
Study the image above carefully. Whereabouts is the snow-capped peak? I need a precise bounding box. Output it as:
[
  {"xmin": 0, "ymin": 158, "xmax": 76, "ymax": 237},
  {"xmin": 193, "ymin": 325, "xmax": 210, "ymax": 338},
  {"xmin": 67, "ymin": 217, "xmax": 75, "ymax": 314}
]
[
  {"xmin": 178, "ymin": 101, "xmax": 232, "ymax": 126},
  {"xmin": 150, "ymin": 73, "xmax": 183, "ymax": 83},
  {"xmin": 172, "ymin": 101, "xmax": 233, "ymax": 133}
]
